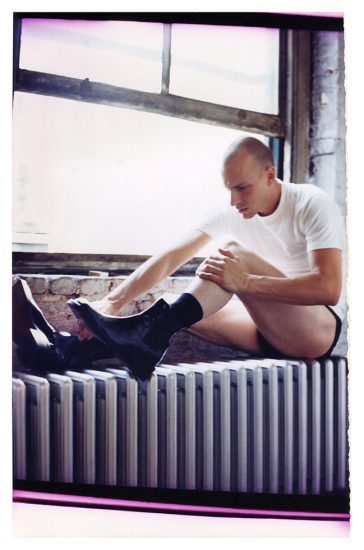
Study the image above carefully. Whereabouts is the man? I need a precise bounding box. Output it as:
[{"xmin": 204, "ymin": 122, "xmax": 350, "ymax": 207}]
[{"xmin": 67, "ymin": 137, "xmax": 346, "ymax": 381}]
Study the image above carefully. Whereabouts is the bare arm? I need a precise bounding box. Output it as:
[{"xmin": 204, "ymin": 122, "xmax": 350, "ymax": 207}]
[
  {"xmin": 245, "ymin": 248, "xmax": 342, "ymax": 305},
  {"xmin": 199, "ymin": 247, "xmax": 342, "ymax": 306},
  {"xmin": 77, "ymin": 229, "xmax": 211, "ymax": 339},
  {"xmin": 95, "ymin": 229, "xmax": 211, "ymax": 314}
]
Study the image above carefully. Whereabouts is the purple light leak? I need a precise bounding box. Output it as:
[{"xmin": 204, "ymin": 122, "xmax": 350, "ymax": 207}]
[
  {"xmin": 13, "ymin": 490, "xmax": 350, "ymax": 520},
  {"xmin": 269, "ymin": 12, "xmax": 343, "ymax": 18}
]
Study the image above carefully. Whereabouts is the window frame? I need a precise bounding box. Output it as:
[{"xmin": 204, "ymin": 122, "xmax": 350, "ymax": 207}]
[
  {"xmin": 13, "ymin": 19, "xmax": 285, "ymax": 136},
  {"xmin": 12, "ymin": 13, "xmax": 315, "ymax": 273}
]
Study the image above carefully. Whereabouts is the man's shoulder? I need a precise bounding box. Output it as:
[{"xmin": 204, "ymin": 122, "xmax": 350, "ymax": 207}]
[
  {"xmin": 283, "ymin": 181, "xmax": 333, "ymax": 212},
  {"xmin": 283, "ymin": 182, "xmax": 343, "ymax": 238},
  {"xmin": 284, "ymin": 181, "xmax": 324, "ymax": 199}
]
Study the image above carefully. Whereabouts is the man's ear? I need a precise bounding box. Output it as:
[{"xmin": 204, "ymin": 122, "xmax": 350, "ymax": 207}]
[{"xmin": 266, "ymin": 164, "xmax": 276, "ymax": 184}]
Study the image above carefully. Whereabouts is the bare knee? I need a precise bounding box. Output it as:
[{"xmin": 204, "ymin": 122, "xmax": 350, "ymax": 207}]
[
  {"xmin": 197, "ymin": 239, "xmax": 284, "ymax": 278},
  {"xmin": 196, "ymin": 241, "xmax": 253, "ymax": 275},
  {"xmin": 221, "ymin": 238, "xmax": 246, "ymax": 253},
  {"xmin": 221, "ymin": 239, "xmax": 285, "ymax": 278},
  {"xmin": 221, "ymin": 239, "xmax": 257, "ymax": 270}
]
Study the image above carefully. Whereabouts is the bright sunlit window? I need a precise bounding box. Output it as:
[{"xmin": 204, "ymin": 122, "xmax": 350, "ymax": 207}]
[
  {"xmin": 170, "ymin": 24, "xmax": 279, "ymax": 114},
  {"xmin": 20, "ymin": 19, "xmax": 164, "ymax": 93},
  {"xmin": 13, "ymin": 18, "xmax": 277, "ymax": 256},
  {"xmin": 12, "ymin": 92, "xmax": 268, "ymax": 255}
]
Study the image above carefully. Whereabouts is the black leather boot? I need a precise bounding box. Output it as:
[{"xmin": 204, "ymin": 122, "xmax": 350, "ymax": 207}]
[
  {"xmin": 53, "ymin": 331, "xmax": 114, "ymax": 368},
  {"xmin": 67, "ymin": 297, "xmax": 172, "ymax": 380},
  {"xmin": 12, "ymin": 278, "xmax": 113, "ymax": 371},
  {"xmin": 12, "ymin": 278, "xmax": 57, "ymax": 369},
  {"xmin": 13, "ymin": 277, "xmax": 55, "ymax": 340}
]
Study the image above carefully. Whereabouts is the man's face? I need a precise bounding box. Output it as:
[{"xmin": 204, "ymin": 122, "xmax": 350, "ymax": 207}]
[{"xmin": 223, "ymin": 151, "xmax": 273, "ymax": 219}]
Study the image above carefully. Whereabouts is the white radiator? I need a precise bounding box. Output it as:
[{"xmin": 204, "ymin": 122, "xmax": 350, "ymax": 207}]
[{"xmin": 12, "ymin": 357, "xmax": 348, "ymax": 495}]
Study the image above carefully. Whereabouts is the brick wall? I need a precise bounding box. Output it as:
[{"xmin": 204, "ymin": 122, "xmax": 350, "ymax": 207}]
[
  {"xmin": 14, "ymin": 274, "xmax": 250, "ymax": 366},
  {"xmin": 14, "ymin": 273, "xmax": 347, "ymax": 362}
]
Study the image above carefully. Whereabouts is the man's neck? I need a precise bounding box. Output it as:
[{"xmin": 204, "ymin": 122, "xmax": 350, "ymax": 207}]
[{"xmin": 259, "ymin": 179, "xmax": 282, "ymax": 217}]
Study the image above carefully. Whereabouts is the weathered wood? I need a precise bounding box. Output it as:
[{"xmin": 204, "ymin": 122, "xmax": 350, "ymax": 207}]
[
  {"xmin": 282, "ymin": 30, "xmax": 293, "ymax": 182},
  {"xmin": 161, "ymin": 23, "xmax": 172, "ymax": 94},
  {"xmin": 278, "ymin": 30, "xmax": 288, "ymax": 129},
  {"xmin": 290, "ymin": 31, "xmax": 311, "ymax": 183},
  {"xmin": 12, "ymin": 252, "xmax": 203, "ymax": 276},
  {"xmin": 15, "ymin": 69, "xmax": 284, "ymax": 136}
]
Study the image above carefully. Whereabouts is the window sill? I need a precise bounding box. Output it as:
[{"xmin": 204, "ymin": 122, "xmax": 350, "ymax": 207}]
[{"xmin": 12, "ymin": 251, "xmax": 202, "ymax": 276}]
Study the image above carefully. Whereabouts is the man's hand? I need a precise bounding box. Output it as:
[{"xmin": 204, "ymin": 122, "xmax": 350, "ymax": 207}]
[{"xmin": 197, "ymin": 248, "xmax": 250, "ymax": 294}]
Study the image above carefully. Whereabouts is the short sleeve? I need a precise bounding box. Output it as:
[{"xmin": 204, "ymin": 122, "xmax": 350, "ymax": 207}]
[
  {"xmin": 195, "ymin": 203, "xmax": 230, "ymax": 240},
  {"xmin": 301, "ymin": 191, "xmax": 345, "ymax": 252}
]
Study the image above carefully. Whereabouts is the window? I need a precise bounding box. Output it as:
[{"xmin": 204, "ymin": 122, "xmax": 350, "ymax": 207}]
[
  {"xmin": 20, "ymin": 18, "xmax": 164, "ymax": 93},
  {"xmin": 170, "ymin": 24, "xmax": 279, "ymax": 114},
  {"xmin": 13, "ymin": 15, "xmax": 284, "ymax": 259}
]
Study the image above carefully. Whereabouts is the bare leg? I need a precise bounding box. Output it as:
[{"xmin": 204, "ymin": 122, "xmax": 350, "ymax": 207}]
[
  {"xmin": 183, "ymin": 277, "xmax": 233, "ymax": 317},
  {"xmin": 187, "ymin": 300, "xmax": 261, "ymax": 353},
  {"xmin": 171, "ymin": 240, "xmax": 338, "ymax": 359}
]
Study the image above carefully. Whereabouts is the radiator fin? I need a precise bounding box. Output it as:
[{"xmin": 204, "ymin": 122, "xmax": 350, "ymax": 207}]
[{"xmin": 13, "ymin": 357, "xmax": 348, "ymax": 495}]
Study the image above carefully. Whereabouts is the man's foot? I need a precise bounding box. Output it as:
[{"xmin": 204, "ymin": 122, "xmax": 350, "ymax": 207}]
[{"xmin": 67, "ymin": 298, "xmax": 171, "ymax": 380}]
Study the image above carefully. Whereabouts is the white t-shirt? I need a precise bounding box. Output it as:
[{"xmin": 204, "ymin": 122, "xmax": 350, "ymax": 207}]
[{"xmin": 197, "ymin": 180, "xmax": 347, "ymax": 320}]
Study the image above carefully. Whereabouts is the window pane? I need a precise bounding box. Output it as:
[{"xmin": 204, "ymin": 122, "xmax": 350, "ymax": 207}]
[
  {"xmin": 170, "ymin": 24, "xmax": 279, "ymax": 114},
  {"xmin": 12, "ymin": 92, "xmax": 268, "ymax": 256},
  {"xmin": 20, "ymin": 18, "xmax": 164, "ymax": 92}
]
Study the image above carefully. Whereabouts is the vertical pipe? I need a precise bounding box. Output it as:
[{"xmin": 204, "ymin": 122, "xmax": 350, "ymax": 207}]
[
  {"xmin": 161, "ymin": 23, "xmax": 172, "ymax": 94},
  {"xmin": 298, "ymin": 362, "xmax": 308, "ymax": 494}
]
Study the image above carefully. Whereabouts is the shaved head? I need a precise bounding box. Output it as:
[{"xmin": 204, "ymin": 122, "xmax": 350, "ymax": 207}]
[
  {"xmin": 222, "ymin": 136, "xmax": 280, "ymax": 218},
  {"xmin": 223, "ymin": 137, "xmax": 274, "ymax": 170}
]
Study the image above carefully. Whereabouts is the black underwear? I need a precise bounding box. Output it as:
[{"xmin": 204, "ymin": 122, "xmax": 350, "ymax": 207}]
[{"xmin": 256, "ymin": 306, "xmax": 342, "ymax": 360}]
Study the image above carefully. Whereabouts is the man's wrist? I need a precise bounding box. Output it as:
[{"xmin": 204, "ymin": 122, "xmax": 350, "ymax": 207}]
[{"xmin": 243, "ymin": 274, "xmax": 260, "ymax": 295}]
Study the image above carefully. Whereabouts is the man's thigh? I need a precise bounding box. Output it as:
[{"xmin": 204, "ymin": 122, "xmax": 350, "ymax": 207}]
[
  {"xmin": 240, "ymin": 294, "xmax": 338, "ymax": 358},
  {"xmin": 188, "ymin": 300, "xmax": 261, "ymax": 354},
  {"xmin": 218, "ymin": 240, "xmax": 339, "ymax": 358},
  {"xmin": 189, "ymin": 297, "xmax": 337, "ymax": 359}
]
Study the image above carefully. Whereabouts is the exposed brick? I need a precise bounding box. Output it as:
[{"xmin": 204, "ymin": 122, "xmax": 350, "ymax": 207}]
[
  {"xmin": 80, "ymin": 277, "xmax": 108, "ymax": 297},
  {"xmin": 49, "ymin": 277, "xmax": 79, "ymax": 296},
  {"xmin": 168, "ymin": 277, "xmax": 192, "ymax": 293},
  {"xmin": 25, "ymin": 276, "xmax": 49, "ymax": 294},
  {"xmin": 107, "ymin": 279, "xmax": 122, "ymax": 292}
]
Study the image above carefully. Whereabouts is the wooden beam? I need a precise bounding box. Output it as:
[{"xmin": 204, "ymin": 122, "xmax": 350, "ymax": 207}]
[
  {"xmin": 12, "ymin": 251, "xmax": 203, "ymax": 276},
  {"xmin": 289, "ymin": 30, "xmax": 311, "ymax": 183},
  {"xmin": 278, "ymin": 30, "xmax": 288, "ymax": 131},
  {"xmin": 15, "ymin": 69, "xmax": 284, "ymax": 136}
]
